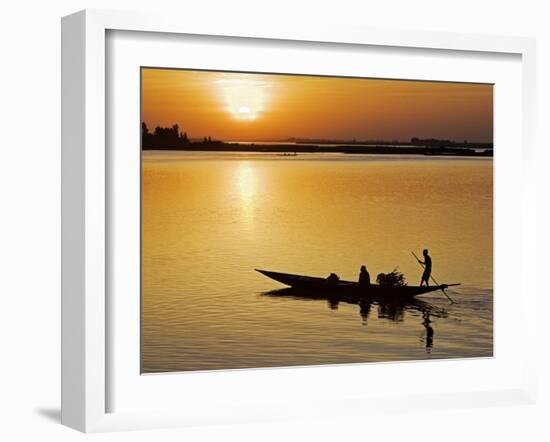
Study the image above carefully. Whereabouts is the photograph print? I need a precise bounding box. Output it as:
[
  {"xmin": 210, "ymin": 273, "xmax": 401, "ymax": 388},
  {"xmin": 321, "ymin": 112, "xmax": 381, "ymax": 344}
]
[{"xmin": 141, "ymin": 68, "xmax": 493, "ymax": 373}]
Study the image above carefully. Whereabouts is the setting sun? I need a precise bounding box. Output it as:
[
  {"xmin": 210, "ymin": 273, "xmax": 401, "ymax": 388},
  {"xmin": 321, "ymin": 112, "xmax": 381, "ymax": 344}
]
[{"xmin": 235, "ymin": 105, "xmax": 255, "ymax": 120}]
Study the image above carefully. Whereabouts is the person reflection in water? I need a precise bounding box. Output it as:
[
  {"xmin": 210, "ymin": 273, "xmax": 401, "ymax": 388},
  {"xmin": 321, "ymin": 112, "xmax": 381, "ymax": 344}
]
[
  {"xmin": 422, "ymin": 310, "xmax": 434, "ymax": 354},
  {"xmin": 326, "ymin": 274, "xmax": 340, "ymax": 309},
  {"xmin": 358, "ymin": 265, "xmax": 371, "ymax": 288},
  {"xmin": 359, "ymin": 299, "xmax": 372, "ymax": 326},
  {"xmin": 327, "ymin": 297, "xmax": 339, "ymax": 310}
]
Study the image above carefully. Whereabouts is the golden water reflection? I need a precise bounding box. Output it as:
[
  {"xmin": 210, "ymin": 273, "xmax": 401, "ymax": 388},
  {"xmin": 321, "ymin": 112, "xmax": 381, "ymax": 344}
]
[
  {"xmin": 141, "ymin": 152, "xmax": 493, "ymax": 373},
  {"xmin": 236, "ymin": 162, "xmax": 257, "ymax": 226}
]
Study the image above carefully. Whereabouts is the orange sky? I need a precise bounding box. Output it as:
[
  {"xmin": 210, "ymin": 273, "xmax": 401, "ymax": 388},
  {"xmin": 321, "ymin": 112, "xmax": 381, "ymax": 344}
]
[{"xmin": 141, "ymin": 68, "xmax": 493, "ymax": 142}]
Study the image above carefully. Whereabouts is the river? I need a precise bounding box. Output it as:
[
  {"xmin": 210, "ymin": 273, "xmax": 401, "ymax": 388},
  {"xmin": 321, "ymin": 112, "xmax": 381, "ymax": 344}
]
[{"xmin": 141, "ymin": 151, "xmax": 493, "ymax": 373}]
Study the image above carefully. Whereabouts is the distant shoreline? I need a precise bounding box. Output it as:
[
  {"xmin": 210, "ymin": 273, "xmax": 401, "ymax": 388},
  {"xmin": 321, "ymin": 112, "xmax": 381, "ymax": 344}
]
[{"xmin": 142, "ymin": 142, "xmax": 493, "ymax": 157}]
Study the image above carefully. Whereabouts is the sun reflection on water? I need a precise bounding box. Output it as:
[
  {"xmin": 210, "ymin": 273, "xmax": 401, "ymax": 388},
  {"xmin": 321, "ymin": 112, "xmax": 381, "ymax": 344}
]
[{"xmin": 237, "ymin": 162, "xmax": 257, "ymax": 225}]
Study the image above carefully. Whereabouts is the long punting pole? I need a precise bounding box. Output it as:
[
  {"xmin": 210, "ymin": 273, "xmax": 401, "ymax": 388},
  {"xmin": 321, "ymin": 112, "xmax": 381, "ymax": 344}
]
[{"xmin": 411, "ymin": 251, "xmax": 455, "ymax": 304}]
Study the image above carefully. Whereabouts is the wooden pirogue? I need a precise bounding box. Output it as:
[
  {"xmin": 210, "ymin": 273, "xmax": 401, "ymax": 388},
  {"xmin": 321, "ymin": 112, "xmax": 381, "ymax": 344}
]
[{"xmin": 255, "ymin": 269, "xmax": 460, "ymax": 300}]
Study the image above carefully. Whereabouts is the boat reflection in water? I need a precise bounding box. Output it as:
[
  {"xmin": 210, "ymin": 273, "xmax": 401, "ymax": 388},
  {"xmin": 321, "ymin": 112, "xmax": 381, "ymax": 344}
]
[{"xmin": 262, "ymin": 287, "xmax": 448, "ymax": 354}]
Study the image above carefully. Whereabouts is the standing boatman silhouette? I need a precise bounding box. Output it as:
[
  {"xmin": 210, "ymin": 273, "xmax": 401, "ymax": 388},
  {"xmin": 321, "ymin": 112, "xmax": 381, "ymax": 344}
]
[
  {"xmin": 417, "ymin": 249, "xmax": 432, "ymax": 286},
  {"xmin": 411, "ymin": 249, "xmax": 456, "ymax": 303}
]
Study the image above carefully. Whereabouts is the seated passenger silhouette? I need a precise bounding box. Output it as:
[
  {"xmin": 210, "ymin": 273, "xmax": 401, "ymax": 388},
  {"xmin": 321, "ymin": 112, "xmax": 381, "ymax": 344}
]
[
  {"xmin": 358, "ymin": 265, "xmax": 371, "ymax": 288},
  {"xmin": 326, "ymin": 273, "xmax": 340, "ymax": 285}
]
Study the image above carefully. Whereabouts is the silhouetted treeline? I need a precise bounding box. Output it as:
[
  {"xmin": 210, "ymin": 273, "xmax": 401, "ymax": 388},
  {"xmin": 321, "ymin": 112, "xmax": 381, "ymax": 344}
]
[
  {"xmin": 141, "ymin": 123, "xmax": 492, "ymax": 157},
  {"xmin": 141, "ymin": 122, "xmax": 222, "ymax": 149}
]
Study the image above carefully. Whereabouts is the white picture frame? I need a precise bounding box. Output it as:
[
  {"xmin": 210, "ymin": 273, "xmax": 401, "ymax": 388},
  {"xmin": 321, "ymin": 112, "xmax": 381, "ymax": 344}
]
[{"xmin": 61, "ymin": 9, "xmax": 537, "ymax": 433}]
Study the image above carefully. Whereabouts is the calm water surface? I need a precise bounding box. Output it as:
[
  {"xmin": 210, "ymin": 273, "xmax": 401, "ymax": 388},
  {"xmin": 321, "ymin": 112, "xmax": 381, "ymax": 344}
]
[{"xmin": 141, "ymin": 151, "xmax": 493, "ymax": 373}]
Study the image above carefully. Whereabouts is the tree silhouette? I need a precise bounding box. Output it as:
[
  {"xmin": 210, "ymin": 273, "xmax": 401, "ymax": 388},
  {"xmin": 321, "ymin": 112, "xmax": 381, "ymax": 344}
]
[{"xmin": 141, "ymin": 122, "xmax": 219, "ymax": 150}]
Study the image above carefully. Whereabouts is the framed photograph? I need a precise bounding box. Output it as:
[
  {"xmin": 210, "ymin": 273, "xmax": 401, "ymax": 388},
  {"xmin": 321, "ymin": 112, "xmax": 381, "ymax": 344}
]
[{"xmin": 61, "ymin": 9, "xmax": 537, "ymax": 432}]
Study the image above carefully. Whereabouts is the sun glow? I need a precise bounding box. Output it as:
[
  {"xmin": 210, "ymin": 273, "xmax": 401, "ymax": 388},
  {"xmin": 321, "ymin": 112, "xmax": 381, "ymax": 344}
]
[
  {"xmin": 142, "ymin": 68, "xmax": 493, "ymax": 144},
  {"xmin": 217, "ymin": 75, "xmax": 273, "ymax": 121},
  {"xmin": 238, "ymin": 106, "xmax": 251, "ymax": 115}
]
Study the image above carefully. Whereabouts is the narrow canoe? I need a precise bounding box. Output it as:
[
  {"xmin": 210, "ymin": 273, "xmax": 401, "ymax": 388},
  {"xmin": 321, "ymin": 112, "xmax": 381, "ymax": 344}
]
[{"xmin": 255, "ymin": 269, "xmax": 459, "ymax": 300}]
